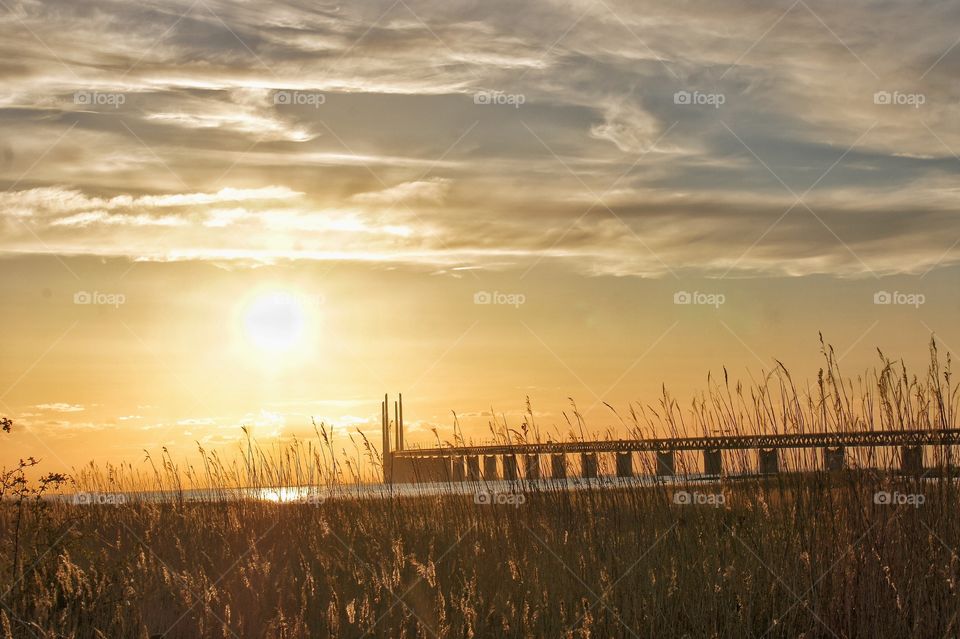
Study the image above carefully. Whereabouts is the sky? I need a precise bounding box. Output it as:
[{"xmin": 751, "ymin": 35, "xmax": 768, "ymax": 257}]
[{"xmin": 1, "ymin": 0, "xmax": 960, "ymax": 475}]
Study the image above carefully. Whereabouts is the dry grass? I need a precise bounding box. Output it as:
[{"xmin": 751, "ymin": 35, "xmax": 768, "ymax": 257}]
[{"xmin": 2, "ymin": 339, "xmax": 960, "ymax": 638}]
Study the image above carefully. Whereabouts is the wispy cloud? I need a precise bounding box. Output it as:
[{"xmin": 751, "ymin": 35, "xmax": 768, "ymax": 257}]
[
  {"xmin": 0, "ymin": 0, "xmax": 958, "ymax": 276},
  {"xmin": 35, "ymin": 403, "xmax": 85, "ymax": 413}
]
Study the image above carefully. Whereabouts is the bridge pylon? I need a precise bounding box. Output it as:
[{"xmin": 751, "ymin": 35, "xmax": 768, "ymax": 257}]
[{"xmin": 381, "ymin": 393, "xmax": 405, "ymax": 483}]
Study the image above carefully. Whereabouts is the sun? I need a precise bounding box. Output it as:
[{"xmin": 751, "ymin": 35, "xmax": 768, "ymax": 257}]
[{"xmin": 241, "ymin": 291, "xmax": 308, "ymax": 355}]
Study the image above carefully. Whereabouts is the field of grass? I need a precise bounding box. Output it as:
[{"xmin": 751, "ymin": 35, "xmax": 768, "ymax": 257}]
[{"xmin": 2, "ymin": 340, "xmax": 959, "ymax": 638}]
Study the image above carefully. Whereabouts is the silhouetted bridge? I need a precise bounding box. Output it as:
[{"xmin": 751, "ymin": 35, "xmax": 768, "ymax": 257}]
[{"xmin": 381, "ymin": 395, "xmax": 960, "ymax": 482}]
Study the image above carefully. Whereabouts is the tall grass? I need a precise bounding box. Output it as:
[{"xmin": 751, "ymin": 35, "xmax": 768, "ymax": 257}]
[{"xmin": 1, "ymin": 339, "xmax": 959, "ymax": 638}]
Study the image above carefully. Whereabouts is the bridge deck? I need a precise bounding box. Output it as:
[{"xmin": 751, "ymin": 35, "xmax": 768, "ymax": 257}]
[{"xmin": 392, "ymin": 428, "xmax": 960, "ymax": 458}]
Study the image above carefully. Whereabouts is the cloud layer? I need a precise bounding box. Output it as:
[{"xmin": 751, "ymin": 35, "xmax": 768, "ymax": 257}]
[{"xmin": 2, "ymin": 0, "xmax": 959, "ymax": 276}]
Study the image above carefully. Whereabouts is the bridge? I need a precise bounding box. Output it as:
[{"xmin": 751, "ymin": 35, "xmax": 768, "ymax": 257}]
[{"xmin": 380, "ymin": 395, "xmax": 960, "ymax": 482}]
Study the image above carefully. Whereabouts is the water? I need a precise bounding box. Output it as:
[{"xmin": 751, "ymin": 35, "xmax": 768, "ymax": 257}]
[
  {"xmin": 55, "ymin": 474, "xmax": 729, "ymax": 505},
  {"xmin": 58, "ymin": 468, "xmax": 950, "ymax": 505}
]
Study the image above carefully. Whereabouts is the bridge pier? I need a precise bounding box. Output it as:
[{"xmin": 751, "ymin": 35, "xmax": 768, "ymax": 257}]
[
  {"xmin": 451, "ymin": 457, "xmax": 466, "ymax": 481},
  {"xmin": 616, "ymin": 452, "xmax": 633, "ymax": 478},
  {"xmin": 466, "ymin": 455, "xmax": 481, "ymax": 481},
  {"xmin": 656, "ymin": 451, "xmax": 675, "ymax": 476},
  {"xmin": 901, "ymin": 446, "xmax": 923, "ymax": 474},
  {"xmin": 551, "ymin": 454, "xmax": 567, "ymax": 479},
  {"xmin": 759, "ymin": 448, "xmax": 779, "ymax": 474},
  {"xmin": 703, "ymin": 449, "xmax": 722, "ymax": 476},
  {"xmin": 483, "ymin": 455, "xmax": 498, "ymax": 480},
  {"xmin": 502, "ymin": 455, "xmax": 519, "ymax": 480},
  {"xmin": 581, "ymin": 453, "xmax": 598, "ymax": 478},
  {"xmin": 524, "ymin": 454, "xmax": 541, "ymax": 480},
  {"xmin": 823, "ymin": 446, "xmax": 845, "ymax": 472},
  {"xmin": 394, "ymin": 457, "xmax": 452, "ymax": 483}
]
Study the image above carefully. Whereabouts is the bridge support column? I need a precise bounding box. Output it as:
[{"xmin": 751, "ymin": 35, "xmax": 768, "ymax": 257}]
[
  {"xmin": 759, "ymin": 448, "xmax": 779, "ymax": 474},
  {"xmin": 524, "ymin": 454, "xmax": 541, "ymax": 480},
  {"xmin": 451, "ymin": 457, "xmax": 465, "ymax": 481},
  {"xmin": 551, "ymin": 454, "xmax": 567, "ymax": 479},
  {"xmin": 703, "ymin": 449, "xmax": 722, "ymax": 476},
  {"xmin": 656, "ymin": 451, "xmax": 675, "ymax": 476},
  {"xmin": 581, "ymin": 453, "xmax": 598, "ymax": 479},
  {"xmin": 823, "ymin": 446, "xmax": 845, "ymax": 472},
  {"xmin": 502, "ymin": 455, "xmax": 518, "ymax": 480},
  {"xmin": 483, "ymin": 455, "xmax": 498, "ymax": 480},
  {"xmin": 901, "ymin": 446, "xmax": 923, "ymax": 474},
  {"xmin": 466, "ymin": 456, "xmax": 481, "ymax": 481},
  {"xmin": 616, "ymin": 452, "xmax": 633, "ymax": 478}
]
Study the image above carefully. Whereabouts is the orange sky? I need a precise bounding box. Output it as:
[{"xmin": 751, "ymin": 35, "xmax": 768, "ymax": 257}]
[
  {"xmin": 2, "ymin": 0, "xmax": 960, "ymax": 475},
  {"xmin": 2, "ymin": 255, "xmax": 957, "ymax": 474}
]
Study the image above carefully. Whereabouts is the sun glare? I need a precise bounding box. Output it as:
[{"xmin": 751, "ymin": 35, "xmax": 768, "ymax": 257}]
[{"xmin": 241, "ymin": 291, "xmax": 308, "ymax": 356}]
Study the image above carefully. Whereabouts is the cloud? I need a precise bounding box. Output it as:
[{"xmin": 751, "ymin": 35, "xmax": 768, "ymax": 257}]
[
  {"xmin": 2, "ymin": 175, "xmax": 959, "ymax": 276},
  {"xmin": 35, "ymin": 403, "xmax": 85, "ymax": 413},
  {"xmin": 176, "ymin": 417, "xmax": 217, "ymax": 426},
  {"xmin": 350, "ymin": 178, "xmax": 451, "ymax": 205},
  {"xmin": 589, "ymin": 100, "xmax": 662, "ymax": 154},
  {"xmin": 50, "ymin": 211, "xmax": 187, "ymax": 227},
  {"xmin": 0, "ymin": 0, "xmax": 958, "ymax": 276},
  {"xmin": 141, "ymin": 89, "xmax": 314, "ymax": 142}
]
